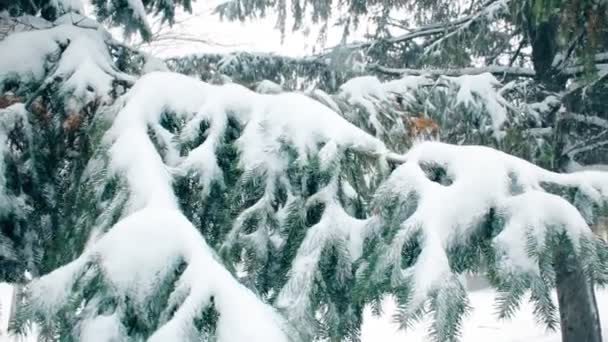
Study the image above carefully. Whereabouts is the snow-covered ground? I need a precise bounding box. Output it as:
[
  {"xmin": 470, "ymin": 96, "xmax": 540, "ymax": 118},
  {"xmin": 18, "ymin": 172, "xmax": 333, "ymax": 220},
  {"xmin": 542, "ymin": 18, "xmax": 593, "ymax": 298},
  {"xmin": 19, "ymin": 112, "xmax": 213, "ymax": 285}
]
[
  {"xmin": 362, "ymin": 289, "xmax": 608, "ymax": 342},
  {"xmin": 0, "ymin": 284, "xmax": 12, "ymax": 340},
  {"xmin": 2, "ymin": 282, "xmax": 608, "ymax": 341}
]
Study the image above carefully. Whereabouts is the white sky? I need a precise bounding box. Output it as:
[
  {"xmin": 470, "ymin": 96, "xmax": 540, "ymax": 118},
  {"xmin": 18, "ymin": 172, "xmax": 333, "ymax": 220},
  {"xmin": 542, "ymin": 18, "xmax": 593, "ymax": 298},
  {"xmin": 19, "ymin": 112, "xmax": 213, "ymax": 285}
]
[{"xmin": 114, "ymin": 0, "xmax": 377, "ymax": 57}]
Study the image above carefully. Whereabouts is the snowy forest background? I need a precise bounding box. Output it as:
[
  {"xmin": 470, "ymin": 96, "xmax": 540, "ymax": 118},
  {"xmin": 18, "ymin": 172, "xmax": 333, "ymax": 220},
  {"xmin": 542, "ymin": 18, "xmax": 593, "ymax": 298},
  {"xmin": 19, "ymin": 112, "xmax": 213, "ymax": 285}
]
[{"xmin": 0, "ymin": 0, "xmax": 608, "ymax": 341}]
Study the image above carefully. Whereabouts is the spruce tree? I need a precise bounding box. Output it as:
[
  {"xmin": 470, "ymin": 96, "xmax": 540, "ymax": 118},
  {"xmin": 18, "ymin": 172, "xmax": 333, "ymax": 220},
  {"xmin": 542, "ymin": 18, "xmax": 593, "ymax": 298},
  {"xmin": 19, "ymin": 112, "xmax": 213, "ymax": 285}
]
[{"xmin": 1, "ymin": 1, "xmax": 608, "ymax": 342}]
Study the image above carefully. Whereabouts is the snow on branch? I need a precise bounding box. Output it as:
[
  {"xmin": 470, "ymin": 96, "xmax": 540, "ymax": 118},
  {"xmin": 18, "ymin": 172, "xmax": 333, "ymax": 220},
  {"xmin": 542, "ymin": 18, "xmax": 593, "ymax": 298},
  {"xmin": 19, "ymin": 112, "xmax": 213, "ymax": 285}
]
[
  {"xmin": 362, "ymin": 141, "xmax": 608, "ymax": 340},
  {"xmin": 0, "ymin": 13, "xmax": 133, "ymax": 110},
  {"xmin": 22, "ymin": 208, "xmax": 290, "ymax": 341},
  {"xmin": 330, "ymin": 72, "xmax": 518, "ymax": 147},
  {"xmin": 106, "ymin": 72, "xmax": 386, "ymax": 209},
  {"xmin": 13, "ymin": 70, "xmax": 390, "ymax": 340},
  {"xmin": 332, "ymin": 75, "xmax": 432, "ymax": 150}
]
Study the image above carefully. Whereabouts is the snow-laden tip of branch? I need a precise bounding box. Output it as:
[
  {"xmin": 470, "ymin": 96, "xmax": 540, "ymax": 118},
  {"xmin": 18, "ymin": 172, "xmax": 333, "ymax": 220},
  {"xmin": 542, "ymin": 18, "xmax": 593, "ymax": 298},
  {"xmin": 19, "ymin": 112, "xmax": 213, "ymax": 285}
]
[
  {"xmin": 276, "ymin": 176, "xmax": 373, "ymax": 335},
  {"xmin": 368, "ymin": 141, "xmax": 608, "ymax": 334},
  {"xmin": 0, "ymin": 14, "xmax": 133, "ymax": 110},
  {"xmin": 440, "ymin": 73, "xmax": 511, "ymax": 134},
  {"xmin": 28, "ymin": 208, "xmax": 290, "ymax": 342}
]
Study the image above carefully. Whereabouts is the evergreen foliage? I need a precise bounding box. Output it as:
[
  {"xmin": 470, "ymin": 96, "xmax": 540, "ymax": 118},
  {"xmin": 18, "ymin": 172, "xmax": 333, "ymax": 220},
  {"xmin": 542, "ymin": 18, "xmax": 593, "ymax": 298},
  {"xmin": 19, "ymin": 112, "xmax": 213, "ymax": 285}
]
[{"xmin": 0, "ymin": 1, "xmax": 608, "ymax": 342}]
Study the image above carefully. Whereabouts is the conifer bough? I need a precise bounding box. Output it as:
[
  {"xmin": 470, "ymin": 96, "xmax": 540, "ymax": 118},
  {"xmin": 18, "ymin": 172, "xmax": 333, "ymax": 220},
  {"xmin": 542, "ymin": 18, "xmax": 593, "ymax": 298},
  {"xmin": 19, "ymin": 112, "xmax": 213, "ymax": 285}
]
[{"xmin": 0, "ymin": 2, "xmax": 608, "ymax": 342}]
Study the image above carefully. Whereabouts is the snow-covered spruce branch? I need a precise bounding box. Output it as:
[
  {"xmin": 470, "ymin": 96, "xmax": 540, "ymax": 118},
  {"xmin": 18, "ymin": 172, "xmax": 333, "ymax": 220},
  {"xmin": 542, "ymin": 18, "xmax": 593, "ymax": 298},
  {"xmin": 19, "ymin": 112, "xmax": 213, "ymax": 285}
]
[
  {"xmin": 561, "ymin": 113, "xmax": 608, "ymax": 130},
  {"xmin": 2, "ymin": 13, "xmax": 608, "ymax": 342},
  {"xmin": 0, "ymin": 13, "xmax": 135, "ymax": 110},
  {"xmin": 5, "ymin": 67, "xmax": 389, "ymax": 340},
  {"xmin": 20, "ymin": 209, "xmax": 292, "ymax": 341},
  {"xmin": 358, "ymin": 142, "xmax": 608, "ymax": 341},
  {"xmin": 5, "ymin": 70, "xmax": 608, "ymax": 341},
  {"xmin": 368, "ymin": 60, "xmax": 606, "ymax": 84}
]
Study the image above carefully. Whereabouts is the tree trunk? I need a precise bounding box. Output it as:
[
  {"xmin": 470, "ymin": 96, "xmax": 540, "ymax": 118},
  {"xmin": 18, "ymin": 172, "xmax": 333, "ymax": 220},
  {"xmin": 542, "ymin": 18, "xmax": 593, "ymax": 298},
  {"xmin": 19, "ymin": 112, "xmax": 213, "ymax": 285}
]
[
  {"xmin": 522, "ymin": 4, "xmax": 604, "ymax": 340},
  {"xmin": 6, "ymin": 285, "xmax": 20, "ymax": 331},
  {"xmin": 555, "ymin": 247, "xmax": 602, "ymax": 342}
]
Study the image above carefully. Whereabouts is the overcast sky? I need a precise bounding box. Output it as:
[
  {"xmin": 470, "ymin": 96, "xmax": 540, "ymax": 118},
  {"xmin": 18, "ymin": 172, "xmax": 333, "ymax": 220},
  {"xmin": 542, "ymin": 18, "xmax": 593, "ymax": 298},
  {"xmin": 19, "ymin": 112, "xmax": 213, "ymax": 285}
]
[{"xmin": 116, "ymin": 0, "xmax": 375, "ymax": 57}]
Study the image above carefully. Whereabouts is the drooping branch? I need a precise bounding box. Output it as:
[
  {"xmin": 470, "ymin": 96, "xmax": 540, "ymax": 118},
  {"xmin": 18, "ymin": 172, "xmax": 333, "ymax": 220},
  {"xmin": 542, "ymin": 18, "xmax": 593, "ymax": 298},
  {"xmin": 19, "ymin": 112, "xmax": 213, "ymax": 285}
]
[
  {"xmin": 366, "ymin": 56, "xmax": 608, "ymax": 80},
  {"xmin": 368, "ymin": 63, "xmax": 537, "ymax": 78},
  {"xmin": 324, "ymin": 0, "xmax": 507, "ymax": 53},
  {"xmin": 561, "ymin": 113, "xmax": 608, "ymax": 129}
]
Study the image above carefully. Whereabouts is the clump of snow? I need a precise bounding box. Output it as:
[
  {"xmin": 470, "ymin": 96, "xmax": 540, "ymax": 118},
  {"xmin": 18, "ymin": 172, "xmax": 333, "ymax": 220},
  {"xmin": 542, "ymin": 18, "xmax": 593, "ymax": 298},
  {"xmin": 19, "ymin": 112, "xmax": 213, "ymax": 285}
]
[
  {"xmin": 0, "ymin": 16, "xmax": 133, "ymax": 110},
  {"xmin": 30, "ymin": 209, "xmax": 290, "ymax": 341},
  {"xmin": 440, "ymin": 73, "xmax": 510, "ymax": 136},
  {"xmin": 338, "ymin": 75, "xmax": 430, "ymax": 135},
  {"xmin": 528, "ymin": 95, "xmax": 561, "ymax": 118},
  {"xmin": 372, "ymin": 141, "xmax": 608, "ymax": 311},
  {"xmin": 308, "ymin": 89, "xmax": 342, "ymax": 114},
  {"xmin": 496, "ymin": 191, "xmax": 591, "ymax": 272},
  {"xmin": 79, "ymin": 314, "xmax": 125, "ymax": 342}
]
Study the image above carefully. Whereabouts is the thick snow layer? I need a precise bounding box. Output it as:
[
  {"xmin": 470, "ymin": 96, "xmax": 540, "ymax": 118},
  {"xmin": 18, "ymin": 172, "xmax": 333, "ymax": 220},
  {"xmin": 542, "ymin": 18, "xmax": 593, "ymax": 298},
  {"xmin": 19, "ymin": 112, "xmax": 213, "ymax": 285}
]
[
  {"xmin": 0, "ymin": 16, "xmax": 133, "ymax": 110},
  {"xmin": 28, "ymin": 209, "xmax": 289, "ymax": 342},
  {"xmin": 376, "ymin": 141, "xmax": 608, "ymax": 309},
  {"xmin": 340, "ymin": 75, "xmax": 429, "ymax": 103},
  {"xmin": 26, "ymin": 70, "xmax": 387, "ymax": 339},
  {"xmin": 256, "ymin": 80, "xmax": 283, "ymax": 94},
  {"xmin": 108, "ymin": 71, "xmax": 385, "ymax": 211}
]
